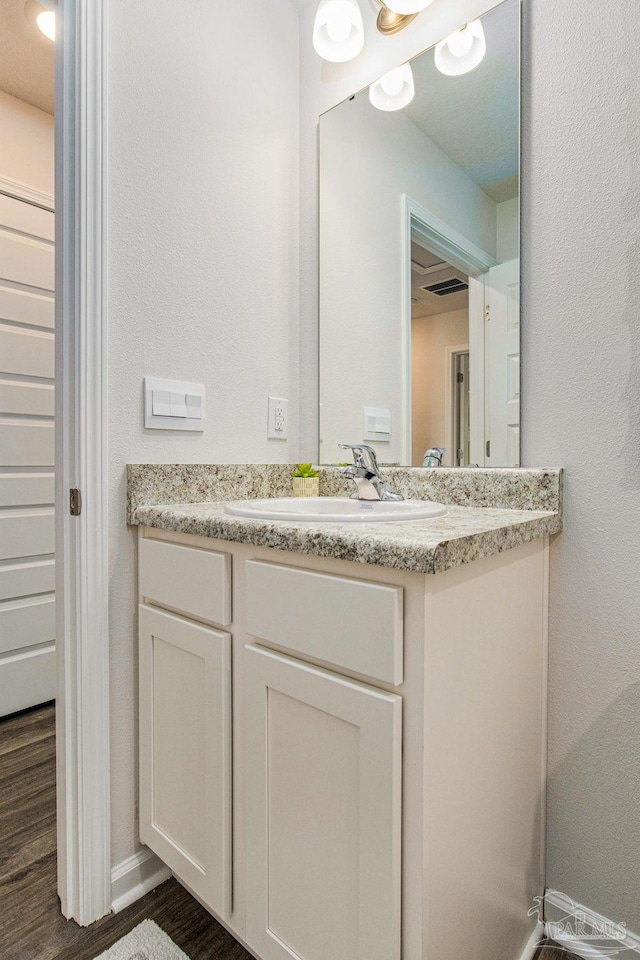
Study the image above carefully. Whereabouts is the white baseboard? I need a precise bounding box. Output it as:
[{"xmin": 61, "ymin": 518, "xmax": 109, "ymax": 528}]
[
  {"xmin": 519, "ymin": 922, "xmax": 545, "ymax": 960},
  {"xmin": 545, "ymin": 890, "xmax": 640, "ymax": 960},
  {"xmin": 111, "ymin": 848, "xmax": 171, "ymax": 913}
]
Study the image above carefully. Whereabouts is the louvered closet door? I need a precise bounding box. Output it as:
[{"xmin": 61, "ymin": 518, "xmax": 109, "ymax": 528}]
[{"xmin": 0, "ymin": 192, "xmax": 56, "ymax": 717}]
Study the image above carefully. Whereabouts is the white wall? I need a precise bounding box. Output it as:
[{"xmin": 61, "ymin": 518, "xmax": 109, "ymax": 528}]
[
  {"xmin": 411, "ymin": 308, "xmax": 469, "ymax": 465},
  {"xmin": 302, "ymin": 0, "xmax": 640, "ymax": 936},
  {"xmin": 107, "ymin": 0, "xmax": 300, "ymax": 869},
  {"xmin": 522, "ymin": 0, "xmax": 640, "ymax": 932},
  {"xmin": 0, "ymin": 90, "xmax": 54, "ymax": 194},
  {"xmin": 319, "ymin": 93, "xmax": 494, "ymax": 463},
  {"xmin": 497, "ymin": 196, "xmax": 518, "ymax": 262}
]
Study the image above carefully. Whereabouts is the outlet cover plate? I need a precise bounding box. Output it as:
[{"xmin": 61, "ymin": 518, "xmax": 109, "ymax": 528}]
[{"xmin": 268, "ymin": 396, "xmax": 288, "ymax": 440}]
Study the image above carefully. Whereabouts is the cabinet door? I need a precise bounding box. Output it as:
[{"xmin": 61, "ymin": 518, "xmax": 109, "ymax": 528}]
[
  {"xmin": 139, "ymin": 604, "xmax": 231, "ymax": 917},
  {"xmin": 245, "ymin": 643, "xmax": 402, "ymax": 960}
]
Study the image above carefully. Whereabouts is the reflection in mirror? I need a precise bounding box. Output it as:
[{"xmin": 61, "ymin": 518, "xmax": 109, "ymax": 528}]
[{"xmin": 319, "ymin": 0, "xmax": 520, "ymax": 467}]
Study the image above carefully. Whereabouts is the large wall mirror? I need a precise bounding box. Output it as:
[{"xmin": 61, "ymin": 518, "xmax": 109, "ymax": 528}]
[{"xmin": 319, "ymin": 0, "xmax": 520, "ymax": 468}]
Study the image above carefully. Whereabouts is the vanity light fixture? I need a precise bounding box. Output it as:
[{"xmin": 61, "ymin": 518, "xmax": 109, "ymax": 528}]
[
  {"xmin": 312, "ymin": 0, "xmax": 434, "ymax": 62},
  {"xmin": 24, "ymin": 0, "xmax": 56, "ymax": 41},
  {"xmin": 369, "ymin": 63, "xmax": 415, "ymax": 111},
  {"xmin": 312, "ymin": 0, "xmax": 365, "ymax": 63},
  {"xmin": 374, "ymin": 0, "xmax": 434, "ymax": 37},
  {"xmin": 434, "ymin": 20, "xmax": 486, "ymax": 75}
]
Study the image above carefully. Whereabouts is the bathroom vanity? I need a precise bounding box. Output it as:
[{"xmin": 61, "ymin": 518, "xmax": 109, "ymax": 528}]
[{"xmin": 128, "ymin": 464, "xmax": 562, "ymax": 960}]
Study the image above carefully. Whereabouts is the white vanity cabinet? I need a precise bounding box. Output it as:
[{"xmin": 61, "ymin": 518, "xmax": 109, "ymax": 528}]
[
  {"xmin": 244, "ymin": 643, "xmax": 402, "ymax": 960},
  {"xmin": 137, "ymin": 525, "xmax": 549, "ymax": 960}
]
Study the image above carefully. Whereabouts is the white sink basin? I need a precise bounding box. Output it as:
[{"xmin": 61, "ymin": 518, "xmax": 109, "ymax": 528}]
[{"xmin": 225, "ymin": 497, "xmax": 448, "ymax": 523}]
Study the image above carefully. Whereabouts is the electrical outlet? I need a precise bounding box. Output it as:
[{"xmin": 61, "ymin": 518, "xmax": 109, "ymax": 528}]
[{"xmin": 268, "ymin": 396, "xmax": 289, "ymax": 440}]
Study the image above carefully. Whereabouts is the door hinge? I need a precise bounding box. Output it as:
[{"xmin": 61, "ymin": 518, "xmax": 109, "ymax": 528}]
[
  {"xmin": 69, "ymin": 488, "xmax": 82, "ymax": 517},
  {"xmin": 486, "ymin": 440, "xmax": 491, "ymax": 458},
  {"xmin": 485, "ymin": 305, "xmax": 491, "ymax": 321},
  {"xmin": 457, "ymin": 448, "xmax": 464, "ymax": 461},
  {"xmin": 457, "ymin": 372, "xmax": 464, "ymax": 383}
]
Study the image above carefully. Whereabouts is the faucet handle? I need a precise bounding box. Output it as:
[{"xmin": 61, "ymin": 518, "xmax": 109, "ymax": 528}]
[{"xmin": 339, "ymin": 443, "xmax": 381, "ymax": 475}]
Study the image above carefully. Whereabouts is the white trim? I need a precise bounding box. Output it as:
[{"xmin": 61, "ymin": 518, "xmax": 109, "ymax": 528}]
[
  {"xmin": 468, "ymin": 274, "xmax": 486, "ymax": 466},
  {"xmin": 0, "ymin": 175, "xmax": 54, "ymax": 211},
  {"xmin": 403, "ymin": 195, "xmax": 498, "ymax": 278},
  {"xmin": 400, "ymin": 197, "xmax": 413, "ymax": 464},
  {"xmin": 443, "ymin": 344, "xmax": 469, "ymax": 468},
  {"xmin": 111, "ymin": 849, "xmax": 172, "ymax": 914},
  {"xmin": 55, "ymin": 0, "xmax": 111, "ymax": 926},
  {"xmin": 545, "ymin": 890, "xmax": 640, "ymax": 960},
  {"xmin": 518, "ymin": 922, "xmax": 544, "ymax": 960}
]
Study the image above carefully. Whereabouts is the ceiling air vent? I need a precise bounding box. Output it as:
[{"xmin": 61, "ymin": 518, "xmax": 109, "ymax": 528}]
[{"xmin": 421, "ymin": 277, "xmax": 469, "ymax": 297}]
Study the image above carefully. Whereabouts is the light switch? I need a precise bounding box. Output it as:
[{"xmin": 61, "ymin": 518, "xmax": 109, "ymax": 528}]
[
  {"xmin": 185, "ymin": 394, "xmax": 203, "ymax": 418},
  {"xmin": 363, "ymin": 406, "xmax": 391, "ymax": 442},
  {"xmin": 144, "ymin": 378, "xmax": 206, "ymax": 431},
  {"xmin": 152, "ymin": 390, "xmax": 172, "ymax": 417},
  {"xmin": 170, "ymin": 394, "xmax": 187, "ymax": 418}
]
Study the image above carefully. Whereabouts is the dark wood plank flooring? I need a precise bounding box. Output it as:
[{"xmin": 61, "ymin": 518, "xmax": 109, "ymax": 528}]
[
  {"xmin": 0, "ymin": 703, "xmax": 253, "ymax": 960},
  {"xmin": 0, "ymin": 703, "xmax": 580, "ymax": 960}
]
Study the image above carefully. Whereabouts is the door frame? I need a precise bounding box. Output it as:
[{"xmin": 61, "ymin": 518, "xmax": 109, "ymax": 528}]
[
  {"xmin": 443, "ymin": 344, "xmax": 470, "ymax": 468},
  {"xmin": 55, "ymin": 0, "xmax": 111, "ymax": 925},
  {"xmin": 401, "ymin": 195, "xmax": 496, "ymax": 466}
]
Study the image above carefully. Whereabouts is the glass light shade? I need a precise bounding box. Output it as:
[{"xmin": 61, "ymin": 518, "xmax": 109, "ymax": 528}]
[
  {"xmin": 383, "ymin": 0, "xmax": 434, "ymax": 13},
  {"xmin": 435, "ymin": 20, "xmax": 486, "ymax": 76},
  {"xmin": 369, "ymin": 63, "xmax": 415, "ymax": 112},
  {"xmin": 313, "ymin": 0, "xmax": 364, "ymax": 63},
  {"xmin": 36, "ymin": 8, "xmax": 55, "ymax": 39}
]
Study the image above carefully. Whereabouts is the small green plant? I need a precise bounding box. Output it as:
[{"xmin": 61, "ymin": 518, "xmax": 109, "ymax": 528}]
[{"xmin": 293, "ymin": 463, "xmax": 320, "ymax": 478}]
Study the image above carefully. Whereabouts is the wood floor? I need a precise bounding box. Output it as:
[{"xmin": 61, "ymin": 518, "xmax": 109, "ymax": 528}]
[
  {"xmin": 0, "ymin": 702, "xmax": 579, "ymax": 960},
  {"xmin": 0, "ymin": 703, "xmax": 253, "ymax": 960}
]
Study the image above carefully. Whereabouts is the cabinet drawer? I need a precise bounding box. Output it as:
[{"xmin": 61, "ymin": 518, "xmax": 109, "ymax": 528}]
[
  {"xmin": 139, "ymin": 537, "xmax": 231, "ymax": 626},
  {"xmin": 246, "ymin": 560, "xmax": 403, "ymax": 685}
]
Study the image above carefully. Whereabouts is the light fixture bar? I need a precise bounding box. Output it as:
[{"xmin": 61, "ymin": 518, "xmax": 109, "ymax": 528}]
[
  {"xmin": 374, "ymin": 0, "xmax": 434, "ymax": 34},
  {"xmin": 374, "ymin": 2, "xmax": 418, "ymax": 35}
]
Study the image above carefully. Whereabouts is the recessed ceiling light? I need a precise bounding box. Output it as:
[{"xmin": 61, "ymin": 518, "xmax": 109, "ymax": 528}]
[{"xmin": 24, "ymin": 0, "xmax": 56, "ymax": 42}]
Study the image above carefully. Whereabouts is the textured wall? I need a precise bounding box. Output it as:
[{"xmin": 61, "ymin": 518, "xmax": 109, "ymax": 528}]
[
  {"xmin": 300, "ymin": 0, "xmax": 640, "ymax": 934},
  {"xmin": 107, "ymin": 0, "xmax": 300, "ymax": 867},
  {"xmin": 521, "ymin": 0, "xmax": 640, "ymax": 931}
]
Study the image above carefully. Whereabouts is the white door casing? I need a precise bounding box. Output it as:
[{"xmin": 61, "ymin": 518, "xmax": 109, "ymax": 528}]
[
  {"xmin": 55, "ymin": 0, "xmax": 111, "ymax": 926},
  {"xmin": 486, "ymin": 259, "xmax": 521, "ymax": 467},
  {"xmin": 244, "ymin": 643, "xmax": 402, "ymax": 960}
]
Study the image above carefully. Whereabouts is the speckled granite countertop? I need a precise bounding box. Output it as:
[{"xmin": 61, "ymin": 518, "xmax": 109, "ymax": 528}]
[{"xmin": 130, "ymin": 464, "xmax": 563, "ymax": 575}]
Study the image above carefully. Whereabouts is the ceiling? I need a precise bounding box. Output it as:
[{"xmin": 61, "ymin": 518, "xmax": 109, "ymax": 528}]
[
  {"xmin": 403, "ymin": 0, "xmax": 519, "ymax": 204},
  {"xmin": 0, "ymin": 0, "xmax": 55, "ymax": 115},
  {"xmin": 410, "ymin": 240, "xmax": 469, "ymax": 319}
]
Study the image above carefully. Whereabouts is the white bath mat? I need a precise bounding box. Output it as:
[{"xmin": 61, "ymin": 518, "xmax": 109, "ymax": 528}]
[{"xmin": 95, "ymin": 920, "xmax": 190, "ymax": 960}]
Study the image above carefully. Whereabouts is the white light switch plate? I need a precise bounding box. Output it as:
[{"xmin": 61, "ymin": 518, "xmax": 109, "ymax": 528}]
[
  {"xmin": 268, "ymin": 396, "xmax": 288, "ymax": 440},
  {"xmin": 363, "ymin": 406, "xmax": 391, "ymax": 442},
  {"xmin": 144, "ymin": 377, "xmax": 206, "ymax": 431}
]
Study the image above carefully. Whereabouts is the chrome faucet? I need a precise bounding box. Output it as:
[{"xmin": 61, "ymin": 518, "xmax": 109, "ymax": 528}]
[
  {"xmin": 423, "ymin": 447, "xmax": 446, "ymax": 467},
  {"xmin": 339, "ymin": 443, "xmax": 404, "ymax": 501}
]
